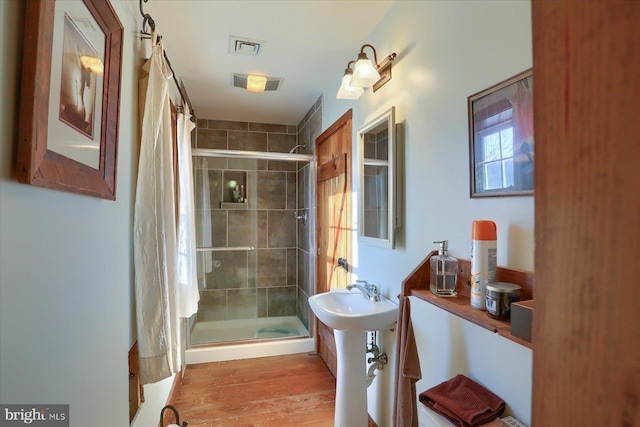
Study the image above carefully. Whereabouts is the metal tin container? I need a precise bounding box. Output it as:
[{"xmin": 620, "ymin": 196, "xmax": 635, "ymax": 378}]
[{"xmin": 485, "ymin": 282, "xmax": 521, "ymax": 321}]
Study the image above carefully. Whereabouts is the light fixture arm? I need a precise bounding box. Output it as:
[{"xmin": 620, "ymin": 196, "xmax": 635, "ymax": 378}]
[
  {"xmin": 359, "ymin": 44, "xmax": 379, "ymax": 67},
  {"xmin": 344, "ymin": 60, "xmax": 357, "ymax": 75},
  {"xmin": 358, "ymin": 44, "xmax": 397, "ymax": 70}
]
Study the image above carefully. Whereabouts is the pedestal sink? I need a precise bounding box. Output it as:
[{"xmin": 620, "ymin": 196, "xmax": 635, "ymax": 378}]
[{"xmin": 308, "ymin": 289, "xmax": 398, "ymax": 427}]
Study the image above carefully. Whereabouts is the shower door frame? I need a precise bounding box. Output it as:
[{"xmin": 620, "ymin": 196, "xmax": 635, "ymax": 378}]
[{"xmin": 189, "ymin": 148, "xmax": 317, "ymax": 347}]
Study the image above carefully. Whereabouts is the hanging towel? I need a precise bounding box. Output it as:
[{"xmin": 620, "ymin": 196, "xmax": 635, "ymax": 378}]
[
  {"xmin": 393, "ymin": 294, "xmax": 422, "ymax": 427},
  {"xmin": 419, "ymin": 374, "xmax": 505, "ymax": 427}
]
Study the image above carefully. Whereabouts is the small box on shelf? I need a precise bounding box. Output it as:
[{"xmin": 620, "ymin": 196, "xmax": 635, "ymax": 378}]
[{"xmin": 510, "ymin": 300, "xmax": 533, "ymax": 343}]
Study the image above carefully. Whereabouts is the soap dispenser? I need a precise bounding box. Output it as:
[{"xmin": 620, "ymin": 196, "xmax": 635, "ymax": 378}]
[{"xmin": 430, "ymin": 240, "xmax": 458, "ymax": 297}]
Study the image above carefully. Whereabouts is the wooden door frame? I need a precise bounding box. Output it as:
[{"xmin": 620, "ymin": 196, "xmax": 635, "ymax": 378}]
[
  {"xmin": 532, "ymin": 1, "xmax": 640, "ymax": 426},
  {"xmin": 314, "ymin": 109, "xmax": 353, "ymax": 378},
  {"xmin": 315, "ymin": 109, "xmax": 353, "ymax": 296}
]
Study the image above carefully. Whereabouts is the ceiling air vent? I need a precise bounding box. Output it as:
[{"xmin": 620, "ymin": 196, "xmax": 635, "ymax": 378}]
[
  {"xmin": 229, "ymin": 35, "xmax": 265, "ymax": 56},
  {"xmin": 232, "ymin": 73, "xmax": 284, "ymax": 92}
]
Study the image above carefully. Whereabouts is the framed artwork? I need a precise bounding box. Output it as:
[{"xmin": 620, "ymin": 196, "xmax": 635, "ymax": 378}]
[
  {"xmin": 17, "ymin": 0, "xmax": 123, "ymax": 200},
  {"xmin": 468, "ymin": 69, "xmax": 533, "ymax": 198}
]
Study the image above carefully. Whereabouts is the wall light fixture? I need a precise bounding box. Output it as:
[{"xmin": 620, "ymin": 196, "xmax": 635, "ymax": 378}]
[
  {"xmin": 336, "ymin": 44, "xmax": 397, "ymax": 99},
  {"xmin": 336, "ymin": 60, "xmax": 364, "ymax": 100}
]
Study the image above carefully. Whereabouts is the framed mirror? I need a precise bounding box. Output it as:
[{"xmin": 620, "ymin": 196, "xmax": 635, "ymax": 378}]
[
  {"xmin": 358, "ymin": 106, "xmax": 398, "ymax": 249},
  {"xmin": 468, "ymin": 69, "xmax": 533, "ymax": 198}
]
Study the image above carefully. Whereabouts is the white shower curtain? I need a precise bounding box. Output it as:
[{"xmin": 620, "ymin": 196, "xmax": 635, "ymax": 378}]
[
  {"xmin": 134, "ymin": 35, "xmax": 180, "ymax": 384},
  {"xmin": 176, "ymin": 103, "xmax": 199, "ymax": 317}
]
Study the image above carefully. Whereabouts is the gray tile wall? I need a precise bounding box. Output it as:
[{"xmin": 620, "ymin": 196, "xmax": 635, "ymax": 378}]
[
  {"xmin": 193, "ymin": 117, "xmax": 317, "ymax": 327},
  {"xmin": 296, "ymin": 96, "xmax": 322, "ymax": 330}
]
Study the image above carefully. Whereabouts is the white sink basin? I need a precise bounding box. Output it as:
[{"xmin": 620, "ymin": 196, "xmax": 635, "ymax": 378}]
[
  {"xmin": 308, "ymin": 289, "xmax": 399, "ymax": 425},
  {"xmin": 308, "ymin": 289, "xmax": 398, "ymax": 331}
]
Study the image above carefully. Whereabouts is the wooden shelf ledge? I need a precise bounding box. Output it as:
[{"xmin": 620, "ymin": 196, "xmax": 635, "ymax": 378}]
[{"xmin": 402, "ymin": 251, "xmax": 534, "ymax": 349}]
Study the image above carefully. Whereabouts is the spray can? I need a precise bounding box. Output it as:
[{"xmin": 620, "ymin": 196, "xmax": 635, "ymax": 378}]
[{"xmin": 470, "ymin": 220, "xmax": 497, "ymax": 310}]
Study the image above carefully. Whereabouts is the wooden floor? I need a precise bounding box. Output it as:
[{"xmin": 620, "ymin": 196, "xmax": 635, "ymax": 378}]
[{"xmin": 170, "ymin": 353, "xmax": 337, "ymax": 426}]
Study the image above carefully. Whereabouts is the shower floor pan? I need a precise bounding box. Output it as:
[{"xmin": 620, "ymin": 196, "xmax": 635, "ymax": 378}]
[
  {"xmin": 187, "ymin": 316, "xmax": 314, "ymax": 364},
  {"xmin": 190, "ymin": 315, "xmax": 309, "ymax": 345}
]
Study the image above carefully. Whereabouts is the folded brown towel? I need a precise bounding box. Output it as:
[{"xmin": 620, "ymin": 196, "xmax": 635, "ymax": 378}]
[{"xmin": 419, "ymin": 374, "xmax": 505, "ymax": 427}]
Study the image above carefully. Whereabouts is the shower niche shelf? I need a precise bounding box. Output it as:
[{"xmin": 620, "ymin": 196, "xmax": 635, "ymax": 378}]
[
  {"xmin": 220, "ymin": 202, "xmax": 248, "ymax": 209},
  {"xmin": 223, "ymin": 170, "xmax": 248, "ymax": 206}
]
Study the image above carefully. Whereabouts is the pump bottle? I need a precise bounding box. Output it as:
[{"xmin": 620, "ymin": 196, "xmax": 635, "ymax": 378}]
[{"xmin": 430, "ymin": 240, "xmax": 458, "ymax": 297}]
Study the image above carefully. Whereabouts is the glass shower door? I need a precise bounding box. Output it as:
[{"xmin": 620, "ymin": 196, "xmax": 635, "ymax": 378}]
[
  {"xmin": 189, "ymin": 152, "xmax": 311, "ymax": 346},
  {"xmin": 190, "ymin": 156, "xmax": 259, "ymax": 345}
]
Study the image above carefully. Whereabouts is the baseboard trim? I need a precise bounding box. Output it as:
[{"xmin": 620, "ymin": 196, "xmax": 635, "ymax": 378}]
[{"xmin": 162, "ymin": 371, "xmax": 183, "ymax": 425}]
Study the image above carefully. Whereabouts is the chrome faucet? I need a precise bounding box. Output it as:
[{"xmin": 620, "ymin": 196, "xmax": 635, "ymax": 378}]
[{"xmin": 346, "ymin": 280, "xmax": 381, "ymax": 302}]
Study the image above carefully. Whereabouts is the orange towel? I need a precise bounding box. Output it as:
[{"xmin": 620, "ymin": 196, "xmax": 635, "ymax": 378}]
[
  {"xmin": 393, "ymin": 295, "xmax": 422, "ymax": 427},
  {"xmin": 419, "ymin": 374, "xmax": 505, "ymax": 427}
]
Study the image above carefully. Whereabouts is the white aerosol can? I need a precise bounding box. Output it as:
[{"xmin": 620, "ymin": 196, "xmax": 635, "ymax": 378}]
[{"xmin": 470, "ymin": 220, "xmax": 497, "ymax": 310}]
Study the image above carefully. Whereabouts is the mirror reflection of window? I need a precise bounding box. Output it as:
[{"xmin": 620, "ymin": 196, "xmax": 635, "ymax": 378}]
[
  {"xmin": 470, "ymin": 71, "xmax": 533, "ymax": 196},
  {"xmin": 478, "ymin": 110, "xmax": 514, "ymax": 191}
]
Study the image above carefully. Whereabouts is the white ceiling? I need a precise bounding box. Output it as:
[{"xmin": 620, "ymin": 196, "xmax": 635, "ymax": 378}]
[{"xmin": 144, "ymin": 0, "xmax": 395, "ymax": 125}]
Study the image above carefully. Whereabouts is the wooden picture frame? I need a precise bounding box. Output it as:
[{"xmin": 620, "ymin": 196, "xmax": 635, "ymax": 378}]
[
  {"xmin": 468, "ymin": 69, "xmax": 533, "ymax": 198},
  {"xmin": 17, "ymin": 0, "xmax": 123, "ymax": 200}
]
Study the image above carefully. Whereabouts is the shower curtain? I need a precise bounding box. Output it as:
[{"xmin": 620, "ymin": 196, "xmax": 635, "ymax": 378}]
[
  {"xmin": 134, "ymin": 34, "xmax": 180, "ymax": 384},
  {"xmin": 176, "ymin": 104, "xmax": 199, "ymax": 317}
]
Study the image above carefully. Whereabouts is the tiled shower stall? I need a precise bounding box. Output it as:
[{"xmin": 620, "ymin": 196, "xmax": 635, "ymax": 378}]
[{"xmin": 189, "ymin": 98, "xmax": 322, "ymax": 346}]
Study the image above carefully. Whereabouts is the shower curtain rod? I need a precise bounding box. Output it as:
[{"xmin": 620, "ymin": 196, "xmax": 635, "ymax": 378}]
[{"xmin": 139, "ymin": 0, "xmax": 195, "ymax": 118}]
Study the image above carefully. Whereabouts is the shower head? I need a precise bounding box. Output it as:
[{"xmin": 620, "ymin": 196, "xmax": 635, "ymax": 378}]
[{"xmin": 289, "ymin": 144, "xmax": 306, "ymax": 154}]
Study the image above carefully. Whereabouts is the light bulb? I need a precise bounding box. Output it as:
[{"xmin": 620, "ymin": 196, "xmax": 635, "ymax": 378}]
[
  {"xmin": 246, "ymin": 75, "xmax": 267, "ymax": 92},
  {"xmin": 336, "ymin": 74, "xmax": 363, "ymax": 100},
  {"xmin": 351, "ymin": 58, "xmax": 381, "ymax": 88}
]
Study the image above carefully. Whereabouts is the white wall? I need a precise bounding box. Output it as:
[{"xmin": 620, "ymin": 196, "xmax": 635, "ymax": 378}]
[
  {"xmin": 0, "ymin": 1, "xmax": 147, "ymax": 425},
  {"xmin": 321, "ymin": 1, "xmax": 534, "ymax": 425},
  {"xmin": 1, "ymin": 1, "xmax": 534, "ymax": 425}
]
